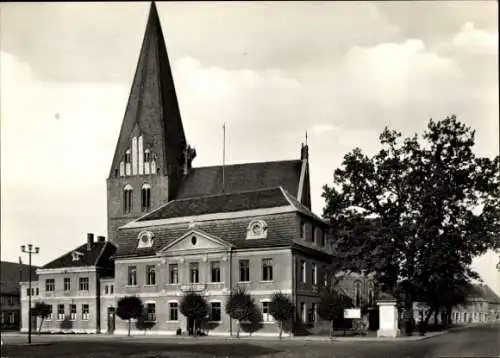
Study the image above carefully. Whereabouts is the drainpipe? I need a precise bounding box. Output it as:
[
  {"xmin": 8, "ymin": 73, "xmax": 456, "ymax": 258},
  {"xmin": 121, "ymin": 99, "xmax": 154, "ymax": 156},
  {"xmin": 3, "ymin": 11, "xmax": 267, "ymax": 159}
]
[{"xmin": 228, "ymin": 249, "xmax": 233, "ymax": 337}]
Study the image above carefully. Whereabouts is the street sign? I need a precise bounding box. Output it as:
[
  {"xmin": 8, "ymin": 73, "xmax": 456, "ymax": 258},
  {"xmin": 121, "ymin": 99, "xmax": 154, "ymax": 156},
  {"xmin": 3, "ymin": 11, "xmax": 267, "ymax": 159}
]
[{"xmin": 344, "ymin": 308, "xmax": 361, "ymax": 319}]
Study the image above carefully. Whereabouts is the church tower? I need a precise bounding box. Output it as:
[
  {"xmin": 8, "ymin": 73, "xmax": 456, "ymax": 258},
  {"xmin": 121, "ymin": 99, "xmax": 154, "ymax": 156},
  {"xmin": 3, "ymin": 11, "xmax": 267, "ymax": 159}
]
[{"xmin": 106, "ymin": 2, "xmax": 196, "ymax": 242}]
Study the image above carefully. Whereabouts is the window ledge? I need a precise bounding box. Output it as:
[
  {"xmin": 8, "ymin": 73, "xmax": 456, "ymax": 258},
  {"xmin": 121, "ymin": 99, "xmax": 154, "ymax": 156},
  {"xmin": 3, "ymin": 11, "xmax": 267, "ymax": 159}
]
[
  {"xmin": 144, "ymin": 285, "xmax": 157, "ymax": 287},
  {"xmin": 167, "ymin": 320, "xmax": 180, "ymax": 323},
  {"xmin": 259, "ymin": 280, "xmax": 274, "ymax": 283},
  {"xmin": 208, "ymin": 320, "xmax": 222, "ymax": 324},
  {"xmin": 125, "ymin": 285, "xmax": 139, "ymax": 288},
  {"xmin": 237, "ymin": 281, "xmax": 251, "ymax": 284}
]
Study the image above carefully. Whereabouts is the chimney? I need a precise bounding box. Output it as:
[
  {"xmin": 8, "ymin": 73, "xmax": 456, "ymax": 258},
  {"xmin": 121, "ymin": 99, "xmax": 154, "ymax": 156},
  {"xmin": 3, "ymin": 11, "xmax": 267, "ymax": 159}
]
[
  {"xmin": 87, "ymin": 233, "xmax": 94, "ymax": 251},
  {"xmin": 98, "ymin": 235, "xmax": 106, "ymax": 243}
]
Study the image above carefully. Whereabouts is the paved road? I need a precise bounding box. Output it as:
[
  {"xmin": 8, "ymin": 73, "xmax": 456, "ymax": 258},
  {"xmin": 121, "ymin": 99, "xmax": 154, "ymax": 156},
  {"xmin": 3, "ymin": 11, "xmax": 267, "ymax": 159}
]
[{"xmin": 2, "ymin": 325, "xmax": 499, "ymax": 357}]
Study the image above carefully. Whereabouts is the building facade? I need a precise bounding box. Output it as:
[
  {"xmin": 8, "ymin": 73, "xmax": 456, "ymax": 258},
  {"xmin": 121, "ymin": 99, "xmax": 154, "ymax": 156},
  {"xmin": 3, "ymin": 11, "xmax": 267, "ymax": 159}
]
[
  {"xmin": 20, "ymin": 2, "xmax": 376, "ymax": 336},
  {"xmin": 1, "ymin": 261, "xmax": 37, "ymax": 331},
  {"xmin": 20, "ymin": 235, "xmax": 116, "ymax": 333}
]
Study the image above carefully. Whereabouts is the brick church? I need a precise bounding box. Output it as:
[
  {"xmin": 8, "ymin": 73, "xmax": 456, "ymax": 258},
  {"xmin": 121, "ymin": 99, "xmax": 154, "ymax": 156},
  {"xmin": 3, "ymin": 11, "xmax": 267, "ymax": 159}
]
[{"xmin": 20, "ymin": 2, "xmax": 376, "ymax": 336}]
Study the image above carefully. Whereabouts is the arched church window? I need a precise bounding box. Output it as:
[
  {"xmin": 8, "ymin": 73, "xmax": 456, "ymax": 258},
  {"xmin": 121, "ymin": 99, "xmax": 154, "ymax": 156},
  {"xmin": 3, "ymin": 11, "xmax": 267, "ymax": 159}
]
[
  {"xmin": 123, "ymin": 184, "xmax": 133, "ymax": 213},
  {"xmin": 125, "ymin": 150, "xmax": 131, "ymax": 163},
  {"xmin": 141, "ymin": 184, "xmax": 151, "ymax": 212}
]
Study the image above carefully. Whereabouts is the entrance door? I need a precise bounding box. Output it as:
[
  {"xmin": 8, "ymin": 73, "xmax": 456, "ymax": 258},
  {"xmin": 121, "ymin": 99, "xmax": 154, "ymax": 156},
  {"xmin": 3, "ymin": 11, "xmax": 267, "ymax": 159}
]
[{"xmin": 107, "ymin": 307, "xmax": 116, "ymax": 334}]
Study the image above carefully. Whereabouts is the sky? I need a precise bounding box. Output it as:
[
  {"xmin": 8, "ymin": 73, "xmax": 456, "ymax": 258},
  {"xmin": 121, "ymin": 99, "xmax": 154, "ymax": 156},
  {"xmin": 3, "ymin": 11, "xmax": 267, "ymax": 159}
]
[{"xmin": 1, "ymin": 2, "xmax": 498, "ymax": 294}]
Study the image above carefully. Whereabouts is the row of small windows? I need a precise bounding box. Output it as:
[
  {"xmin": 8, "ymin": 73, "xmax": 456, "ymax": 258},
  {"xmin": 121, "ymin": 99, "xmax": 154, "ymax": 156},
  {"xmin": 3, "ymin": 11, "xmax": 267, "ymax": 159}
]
[
  {"xmin": 123, "ymin": 184, "xmax": 151, "ymax": 213},
  {"xmin": 45, "ymin": 277, "xmax": 89, "ymax": 292},
  {"xmin": 1, "ymin": 295, "xmax": 20, "ymax": 305},
  {"xmin": 126, "ymin": 259, "xmax": 275, "ymax": 286},
  {"xmin": 300, "ymin": 221, "xmax": 327, "ymax": 247},
  {"xmin": 41, "ymin": 304, "xmax": 90, "ymax": 321}
]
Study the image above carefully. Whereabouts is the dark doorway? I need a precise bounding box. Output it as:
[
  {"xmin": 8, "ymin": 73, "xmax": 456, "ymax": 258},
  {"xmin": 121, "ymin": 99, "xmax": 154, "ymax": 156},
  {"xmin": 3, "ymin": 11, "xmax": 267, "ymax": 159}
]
[
  {"xmin": 107, "ymin": 307, "xmax": 116, "ymax": 334},
  {"xmin": 187, "ymin": 317, "xmax": 194, "ymax": 335},
  {"xmin": 368, "ymin": 309, "xmax": 379, "ymax": 331}
]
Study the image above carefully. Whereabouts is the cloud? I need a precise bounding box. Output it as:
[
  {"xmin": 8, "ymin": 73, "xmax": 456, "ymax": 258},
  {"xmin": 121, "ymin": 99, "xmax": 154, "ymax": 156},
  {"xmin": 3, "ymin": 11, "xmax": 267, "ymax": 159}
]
[{"xmin": 453, "ymin": 22, "xmax": 498, "ymax": 55}]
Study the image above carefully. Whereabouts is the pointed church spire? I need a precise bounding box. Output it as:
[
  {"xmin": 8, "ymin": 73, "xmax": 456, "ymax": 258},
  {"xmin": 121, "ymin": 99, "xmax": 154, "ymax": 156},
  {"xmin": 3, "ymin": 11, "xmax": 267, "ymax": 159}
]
[{"xmin": 108, "ymin": 1, "xmax": 188, "ymax": 180}]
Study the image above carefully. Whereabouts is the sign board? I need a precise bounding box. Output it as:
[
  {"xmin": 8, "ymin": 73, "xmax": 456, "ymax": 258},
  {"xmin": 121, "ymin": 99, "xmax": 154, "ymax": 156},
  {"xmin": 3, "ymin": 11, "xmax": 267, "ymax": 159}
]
[{"xmin": 343, "ymin": 308, "xmax": 361, "ymax": 319}]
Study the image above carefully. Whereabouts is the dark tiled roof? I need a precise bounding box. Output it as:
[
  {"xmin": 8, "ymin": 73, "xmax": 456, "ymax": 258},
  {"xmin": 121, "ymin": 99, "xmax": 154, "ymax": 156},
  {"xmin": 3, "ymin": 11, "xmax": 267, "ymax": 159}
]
[
  {"xmin": 1, "ymin": 261, "xmax": 38, "ymax": 294},
  {"xmin": 138, "ymin": 187, "xmax": 290, "ymax": 222},
  {"xmin": 43, "ymin": 241, "xmax": 116, "ymax": 270},
  {"xmin": 174, "ymin": 160, "xmax": 302, "ymax": 200},
  {"xmin": 115, "ymin": 214, "xmax": 298, "ymax": 259},
  {"xmin": 468, "ymin": 284, "xmax": 500, "ymax": 304},
  {"xmin": 282, "ymin": 188, "xmax": 326, "ymax": 224}
]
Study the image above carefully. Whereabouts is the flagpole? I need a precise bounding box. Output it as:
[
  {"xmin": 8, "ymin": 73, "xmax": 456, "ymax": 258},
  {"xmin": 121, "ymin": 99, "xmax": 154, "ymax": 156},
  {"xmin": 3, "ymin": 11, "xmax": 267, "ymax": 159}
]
[{"xmin": 222, "ymin": 123, "xmax": 226, "ymax": 193}]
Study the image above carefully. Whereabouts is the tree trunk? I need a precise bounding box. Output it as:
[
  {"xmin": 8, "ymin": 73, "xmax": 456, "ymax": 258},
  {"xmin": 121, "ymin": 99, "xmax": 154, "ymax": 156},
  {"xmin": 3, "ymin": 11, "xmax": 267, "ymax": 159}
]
[
  {"xmin": 128, "ymin": 320, "xmax": 131, "ymax": 337},
  {"xmin": 39, "ymin": 317, "xmax": 44, "ymax": 334},
  {"xmin": 193, "ymin": 320, "xmax": 197, "ymax": 338},
  {"xmin": 433, "ymin": 309, "xmax": 439, "ymax": 325},
  {"xmin": 279, "ymin": 322, "xmax": 283, "ymax": 340},
  {"xmin": 236, "ymin": 320, "xmax": 240, "ymax": 338},
  {"xmin": 330, "ymin": 320, "xmax": 334, "ymax": 340},
  {"xmin": 423, "ymin": 308, "xmax": 434, "ymax": 325}
]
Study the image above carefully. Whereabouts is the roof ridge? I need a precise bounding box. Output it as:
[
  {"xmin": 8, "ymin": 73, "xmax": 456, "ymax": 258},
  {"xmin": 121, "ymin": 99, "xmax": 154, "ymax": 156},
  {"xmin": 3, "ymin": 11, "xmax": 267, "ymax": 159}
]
[
  {"xmin": 190, "ymin": 159, "xmax": 301, "ymax": 170},
  {"xmin": 172, "ymin": 186, "xmax": 284, "ymax": 202}
]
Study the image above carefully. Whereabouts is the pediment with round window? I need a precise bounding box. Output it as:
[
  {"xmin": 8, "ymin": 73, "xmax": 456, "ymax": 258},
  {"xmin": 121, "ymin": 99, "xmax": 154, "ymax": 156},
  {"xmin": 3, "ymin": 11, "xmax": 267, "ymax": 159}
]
[
  {"xmin": 246, "ymin": 220, "xmax": 268, "ymax": 239},
  {"xmin": 137, "ymin": 231, "xmax": 154, "ymax": 248}
]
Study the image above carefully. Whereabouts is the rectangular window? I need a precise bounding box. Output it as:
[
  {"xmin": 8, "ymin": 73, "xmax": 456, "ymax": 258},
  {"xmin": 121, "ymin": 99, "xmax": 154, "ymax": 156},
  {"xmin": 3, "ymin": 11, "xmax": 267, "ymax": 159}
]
[
  {"xmin": 104, "ymin": 285, "xmax": 109, "ymax": 295},
  {"xmin": 312, "ymin": 263, "xmax": 317, "ymax": 285},
  {"xmin": 262, "ymin": 301, "xmax": 273, "ymax": 322},
  {"xmin": 262, "ymin": 258, "xmax": 273, "ymax": 281},
  {"xmin": 128, "ymin": 266, "xmax": 137, "ymax": 286},
  {"xmin": 321, "ymin": 231, "xmax": 326, "ymax": 246},
  {"xmin": 26, "ymin": 288, "xmax": 30, "ymax": 297},
  {"xmin": 46, "ymin": 305, "xmax": 53, "ymax": 320},
  {"xmin": 45, "ymin": 279, "xmax": 55, "ymax": 292},
  {"xmin": 35, "ymin": 288, "xmax": 39, "ymax": 295},
  {"xmin": 169, "ymin": 302, "xmax": 178, "ymax": 321},
  {"xmin": 146, "ymin": 303, "xmax": 156, "ymax": 321},
  {"xmin": 57, "ymin": 304, "xmax": 65, "ymax": 320},
  {"xmin": 70, "ymin": 304, "xmax": 77, "ymax": 320},
  {"xmin": 64, "ymin": 277, "xmax": 71, "ymax": 291},
  {"xmin": 79, "ymin": 277, "xmax": 89, "ymax": 291},
  {"xmin": 169, "ymin": 264, "xmax": 179, "ymax": 284},
  {"xmin": 146, "ymin": 265, "xmax": 156, "ymax": 285},
  {"xmin": 300, "ymin": 302, "xmax": 306, "ymax": 322},
  {"xmin": 189, "ymin": 262, "xmax": 199, "ymax": 283},
  {"xmin": 323, "ymin": 266, "xmax": 328, "ymax": 287},
  {"xmin": 110, "ymin": 285, "xmax": 114, "ymax": 294},
  {"xmin": 8, "ymin": 296, "xmax": 14, "ymax": 305},
  {"xmin": 82, "ymin": 304, "xmax": 89, "ymax": 320},
  {"xmin": 312, "ymin": 227, "xmax": 317, "ymax": 244},
  {"xmin": 210, "ymin": 261, "xmax": 221, "ymax": 283},
  {"xmin": 239, "ymin": 260, "xmax": 250, "ymax": 282},
  {"xmin": 311, "ymin": 303, "xmax": 318, "ymax": 323},
  {"xmin": 209, "ymin": 302, "xmax": 221, "ymax": 322},
  {"xmin": 300, "ymin": 261, "xmax": 306, "ymax": 283},
  {"xmin": 9, "ymin": 312, "xmax": 16, "ymax": 323},
  {"xmin": 300, "ymin": 221, "xmax": 305, "ymax": 238}
]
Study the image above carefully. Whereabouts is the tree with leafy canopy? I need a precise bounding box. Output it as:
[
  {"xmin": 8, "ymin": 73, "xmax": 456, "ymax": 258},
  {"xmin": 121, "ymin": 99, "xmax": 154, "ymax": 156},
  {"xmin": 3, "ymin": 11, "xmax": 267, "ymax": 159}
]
[
  {"xmin": 180, "ymin": 292, "xmax": 208, "ymax": 337},
  {"xmin": 269, "ymin": 292, "xmax": 295, "ymax": 339},
  {"xmin": 31, "ymin": 301, "xmax": 52, "ymax": 334},
  {"xmin": 225, "ymin": 287, "xmax": 256, "ymax": 338},
  {"xmin": 318, "ymin": 289, "xmax": 353, "ymax": 339},
  {"xmin": 116, "ymin": 296, "xmax": 144, "ymax": 337},
  {"xmin": 322, "ymin": 115, "xmax": 500, "ymax": 335}
]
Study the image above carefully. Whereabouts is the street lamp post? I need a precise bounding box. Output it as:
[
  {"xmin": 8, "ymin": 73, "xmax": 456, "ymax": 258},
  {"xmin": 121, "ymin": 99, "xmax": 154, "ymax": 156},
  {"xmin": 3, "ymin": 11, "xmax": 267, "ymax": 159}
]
[{"xmin": 21, "ymin": 244, "xmax": 39, "ymax": 344}]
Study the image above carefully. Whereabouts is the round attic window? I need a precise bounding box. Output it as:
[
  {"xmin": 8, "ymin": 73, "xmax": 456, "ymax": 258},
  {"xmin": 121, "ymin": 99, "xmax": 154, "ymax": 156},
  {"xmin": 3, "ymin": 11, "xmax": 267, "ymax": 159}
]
[{"xmin": 191, "ymin": 236, "xmax": 197, "ymax": 245}]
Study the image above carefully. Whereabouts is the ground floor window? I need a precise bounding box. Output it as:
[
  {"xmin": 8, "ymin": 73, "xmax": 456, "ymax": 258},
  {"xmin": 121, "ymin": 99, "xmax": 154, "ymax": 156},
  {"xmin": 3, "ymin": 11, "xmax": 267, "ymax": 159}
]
[
  {"xmin": 57, "ymin": 304, "xmax": 65, "ymax": 320},
  {"xmin": 209, "ymin": 302, "xmax": 221, "ymax": 322},
  {"xmin": 70, "ymin": 304, "xmax": 77, "ymax": 320},
  {"xmin": 82, "ymin": 304, "xmax": 89, "ymax": 320},
  {"xmin": 9, "ymin": 312, "xmax": 16, "ymax": 323},
  {"xmin": 146, "ymin": 303, "xmax": 156, "ymax": 322},
  {"xmin": 169, "ymin": 302, "xmax": 178, "ymax": 321},
  {"xmin": 300, "ymin": 302, "xmax": 306, "ymax": 323}
]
